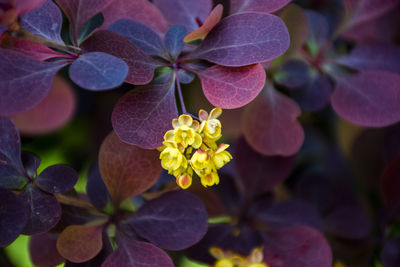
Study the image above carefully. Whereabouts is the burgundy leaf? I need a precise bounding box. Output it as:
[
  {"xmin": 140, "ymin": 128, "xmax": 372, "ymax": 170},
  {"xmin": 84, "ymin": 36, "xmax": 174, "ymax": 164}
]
[
  {"xmin": 86, "ymin": 163, "xmax": 110, "ymax": 209},
  {"xmin": 381, "ymin": 156, "xmax": 400, "ymax": 219},
  {"xmin": 263, "ymin": 226, "xmax": 332, "ymax": 267},
  {"xmin": 242, "ymin": 85, "xmax": 304, "ymax": 156},
  {"xmin": 198, "ymin": 64, "xmax": 266, "ymax": 109},
  {"xmin": 335, "ymin": 41, "xmax": 400, "ymax": 74},
  {"xmin": 11, "ymin": 76, "xmax": 76, "ymax": 134},
  {"xmin": 128, "ymin": 191, "xmax": 208, "ymax": 250},
  {"xmin": 331, "ymin": 70, "xmax": 400, "ymax": 127},
  {"xmin": 112, "ymin": 76, "xmax": 178, "ymax": 149},
  {"xmin": 54, "ymin": 0, "xmax": 114, "ymax": 44},
  {"xmin": 108, "ymin": 19, "xmax": 166, "ymax": 57},
  {"xmin": 0, "ymin": 116, "xmax": 23, "ymax": 170},
  {"xmin": 69, "ymin": 52, "xmax": 128, "ymax": 91},
  {"xmin": 192, "ymin": 12, "xmax": 290, "ymax": 66},
  {"xmin": 164, "ymin": 25, "xmax": 187, "ymax": 59},
  {"xmin": 101, "ymin": 0, "xmax": 169, "ymax": 33},
  {"xmin": 35, "ymin": 164, "xmax": 78, "ymax": 194},
  {"xmin": 19, "ymin": 184, "xmax": 61, "ymax": 235},
  {"xmin": 230, "ymin": 0, "xmax": 290, "ymax": 14},
  {"xmin": 0, "ymin": 187, "xmax": 27, "ymax": 247},
  {"xmin": 57, "ymin": 225, "xmax": 103, "ymax": 263},
  {"xmin": 0, "ymin": 49, "xmax": 66, "ymax": 115},
  {"xmin": 98, "ymin": 131, "xmax": 162, "ymax": 205},
  {"xmin": 13, "ymin": 0, "xmax": 47, "ymax": 15},
  {"xmin": 21, "ymin": 0, "xmax": 64, "ymax": 43},
  {"xmin": 153, "ymin": 0, "xmax": 212, "ymax": 32},
  {"xmin": 81, "ymin": 30, "xmax": 157, "ymax": 85},
  {"xmin": 102, "ymin": 236, "xmax": 174, "ymax": 267},
  {"xmin": 235, "ymin": 137, "xmax": 296, "ymax": 197},
  {"xmin": 29, "ymin": 232, "xmax": 64, "ymax": 267}
]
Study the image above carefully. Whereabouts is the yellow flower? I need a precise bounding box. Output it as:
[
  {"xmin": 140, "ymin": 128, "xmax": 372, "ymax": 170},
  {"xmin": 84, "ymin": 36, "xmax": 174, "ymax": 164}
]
[
  {"xmin": 213, "ymin": 144, "xmax": 232, "ymax": 169},
  {"xmin": 191, "ymin": 149, "xmax": 212, "ymax": 170},
  {"xmin": 199, "ymin": 170, "xmax": 219, "ymax": 187},
  {"xmin": 159, "ymin": 142, "xmax": 187, "ymax": 173},
  {"xmin": 199, "ymin": 108, "xmax": 222, "ymax": 141},
  {"xmin": 215, "ymin": 259, "xmax": 234, "ymax": 267},
  {"xmin": 176, "ymin": 172, "xmax": 193, "ymax": 189},
  {"xmin": 171, "ymin": 114, "xmax": 202, "ymax": 148},
  {"xmin": 210, "ymin": 247, "xmax": 268, "ymax": 267}
]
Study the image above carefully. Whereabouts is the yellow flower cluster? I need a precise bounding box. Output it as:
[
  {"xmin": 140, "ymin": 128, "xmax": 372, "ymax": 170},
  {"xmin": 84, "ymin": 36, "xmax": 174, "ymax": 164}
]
[
  {"xmin": 159, "ymin": 108, "xmax": 232, "ymax": 189},
  {"xmin": 210, "ymin": 247, "xmax": 268, "ymax": 267}
]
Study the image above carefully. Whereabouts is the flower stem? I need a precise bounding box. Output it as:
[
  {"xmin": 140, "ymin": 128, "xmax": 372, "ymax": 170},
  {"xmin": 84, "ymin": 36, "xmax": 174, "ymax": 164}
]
[{"xmin": 174, "ymin": 67, "xmax": 187, "ymax": 114}]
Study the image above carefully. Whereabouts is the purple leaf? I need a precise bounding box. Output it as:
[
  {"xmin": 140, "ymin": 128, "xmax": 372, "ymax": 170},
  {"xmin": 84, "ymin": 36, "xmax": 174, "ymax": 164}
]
[
  {"xmin": 235, "ymin": 138, "xmax": 296, "ymax": 197},
  {"xmin": 230, "ymin": 0, "xmax": 290, "ymax": 14},
  {"xmin": 112, "ymin": 76, "xmax": 178, "ymax": 149},
  {"xmin": 86, "ymin": 163, "xmax": 110, "ymax": 209},
  {"xmin": 164, "ymin": 25, "xmax": 187, "ymax": 59},
  {"xmin": 192, "ymin": 12, "xmax": 290, "ymax": 67},
  {"xmin": 382, "ymin": 237, "xmax": 400, "ymax": 267},
  {"xmin": 198, "ymin": 64, "xmax": 266, "ymax": 109},
  {"xmin": 108, "ymin": 19, "xmax": 166, "ymax": 57},
  {"xmin": 19, "ymin": 184, "xmax": 61, "ymax": 235},
  {"xmin": 0, "ymin": 164, "xmax": 26, "ymax": 189},
  {"xmin": 153, "ymin": 0, "xmax": 212, "ymax": 32},
  {"xmin": 21, "ymin": 0, "xmax": 64, "ymax": 43},
  {"xmin": 274, "ymin": 59, "xmax": 310, "ymax": 88},
  {"xmin": 331, "ymin": 70, "xmax": 400, "ymax": 127},
  {"xmin": 0, "ymin": 116, "xmax": 23, "ymax": 170},
  {"xmin": 13, "ymin": 0, "xmax": 47, "ymax": 15},
  {"xmin": 101, "ymin": 0, "xmax": 169, "ymax": 33},
  {"xmin": 0, "ymin": 187, "xmax": 27, "ymax": 247},
  {"xmin": 35, "ymin": 164, "xmax": 78, "ymax": 194},
  {"xmin": 381, "ymin": 156, "xmax": 400, "ymax": 219},
  {"xmin": 263, "ymin": 226, "xmax": 332, "ymax": 267},
  {"xmin": 252, "ymin": 199, "xmax": 324, "ymax": 232},
  {"xmin": 29, "ymin": 232, "xmax": 64, "ymax": 267},
  {"xmin": 102, "ymin": 236, "xmax": 174, "ymax": 267},
  {"xmin": 69, "ymin": 52, "xmax": 128, "ymax": 91},
  {"xmin": 335, "ymin": 41, "xmax": 400, "ymax": 75},
  {"xmin": 128, "ymin": 191, "xmax": 208, "ymax": 250},
  {"xmin": 242, "ymin": 85, "xmax": 304, "ymax": 156},
  {"xmin": 305, "ymin": 11, "xmax": 329, "ymax": 48},
  {"xmin": 177, "ymin": 69, "xmax": 195, "ymax": 84},
  {"xmin": 81, "ymin": 30, "xmax": 157, "ymax": 85},
  {"xmin": 0, "ymin": 26, "xmax": 7, "ymax": 35},
  {"xmin": 54, "ymin": 0, "xmax": 114, "ymax": 44},
  {"xmin": 0, "ymin": 49, "xmax": 66, "ymax": 115},
  {"xmin": 324, "ymin": 205, "xmax": 370, "ymax": 240}
]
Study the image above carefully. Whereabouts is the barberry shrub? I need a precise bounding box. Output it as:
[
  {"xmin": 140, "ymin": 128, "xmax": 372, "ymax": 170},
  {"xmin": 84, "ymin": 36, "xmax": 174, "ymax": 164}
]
[{"xmin": 1, "ymin": 0, "xmax": 400, "ymax": 266}]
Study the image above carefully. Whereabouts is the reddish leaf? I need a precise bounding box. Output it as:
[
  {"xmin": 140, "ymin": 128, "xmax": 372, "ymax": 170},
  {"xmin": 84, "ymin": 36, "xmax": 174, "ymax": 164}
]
[
  {"xmin": 153, "ymin": 0, "xmax": 212, "ymax": 32},
  {"xmin": 102, "ymin": 236, "xmax": 174, "ymax": 267},
  {"xmin": 197, "ymin": 64, "xmax": 265, "ymax": 109},
  {"xmin": 184, "ymin": 4, "xmax": 223, "ymax": 42},
  {"xmin": 242, "ymin": 85, "xmax": 304, "ymax": 156},
  {"xmin": 11, "ymin": 76, "xmax": 75, "ymax": 134},
  {"xmin": 331, "ymin": 71, "xmax": 400, "ymax": 127},
  {"xmin": 230, "ymin": 0, "xmax": 290, "ymax": 14},
  {"xmin": 57, "ymin": 225, "xmax": 103, "ymax": 263},
  {"xmin": 263, "ymin": 226, "xmax": 332, "ymax": 267},
  {"xmin": 193, "ymin": 12, "xmax": 289, "ymax": 67},
  {"xmin": 54, "ymin": 0, "xmax": 114, "ymax": 44},
  {"xmin": 381, "ymin": 156, "xmax": 400, "ymax": 219},
  {"xmin": 101, "ymin": 0, "xmax": 169, "ymax": 33},
  {"xmin": 13, "ymin": 0, "xmax": 46, "ymax": 15},
  {"xmin": 98, "ymin": 131, "xmax": 162, "ymax": 205},
  {"xmin": 112, "ymin": 77, "xmax": 178, "ymax": 149},
  {"xmin": 29, "ymin": 233, "xmax": 64, "ymax": 267},
  {"xmin": 81, "ymin": 30, "xmax": 157, "ymax": 85}
]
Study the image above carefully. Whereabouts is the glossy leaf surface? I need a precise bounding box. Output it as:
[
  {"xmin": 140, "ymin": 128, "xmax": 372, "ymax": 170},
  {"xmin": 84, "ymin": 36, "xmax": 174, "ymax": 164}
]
[
  {"xmin": 86, "ymin": 163, "xmax": 110, "ymax": 209},
  {"xmin": 19, "ymin": 184, "xmax": 61, "ymax": 235},
  {"xmin": 0, "ymin": 187, "xmax": 27, "ymax": 247},
  {"xmin": 193, "ymin": 12, "xmax": 290, "ymax": 66},
  {"xmin": 235, "ymin": 138, "xmax": 296, "ymax": 197},
  {"xmin": 36, "ymin": 164, "xmax": 78, "ymax": 194},
  {"xmin": 164, "ymin": 25, "xmax": 187, "ymax": 59},
  {"xmin": 69, "ymin": 52, "xmax": 128, "ymax": 91},
  {"xmin": 0, "ymin": 49, "xmax": 65, "ymax": 115},
  {"xmin": 112, "ymin": 76, "xmax": 178, "ymax": 149},
  {"xmin": 129, "ymin": 191, "xmax": 208, "ymax": 250},
  {"xmin": 57, "ymin": 225, "xmax": 103, "ymax": 263},
  {"xmin": 198, "ymin": 64, "xmax": 266, "ymax": 109},
  {"xmin": 29, "ymin": 232, "xmax": 64, "ymax": 267},
  {"xmin": 81, "ymin": 30, "xmax": 157, "ymax": 85},
  {"xmin": 230, "ymin": 0, "xmax": 290, "ymax": 13},
  {"xmin": 98, "ymin": 132, "xmax": 162, "ymax": 205},
  {"xmin": 331, "ymin": 71, "xmax": 400, "ymax": 127},
  {"xmin": 21, "ymin": 0, "xmax": 64, "ymax": 43},
  {"xmin": 242, "ymin": 85, "xmax": 304, "ymax": 156}
]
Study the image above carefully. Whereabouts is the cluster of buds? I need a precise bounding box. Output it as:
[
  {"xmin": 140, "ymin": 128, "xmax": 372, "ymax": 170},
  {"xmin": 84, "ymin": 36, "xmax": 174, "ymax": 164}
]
[
  {"xmin": 159, "ymin": 108, "xmax": 232, "ymax": 189},
  {"xmin": 210, "ymin": 247, "xmax": 267, "ymax": 267}
]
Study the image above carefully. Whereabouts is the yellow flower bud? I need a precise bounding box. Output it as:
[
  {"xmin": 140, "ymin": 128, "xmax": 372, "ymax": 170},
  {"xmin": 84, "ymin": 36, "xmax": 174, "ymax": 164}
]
[{"xmin": 176, "ymin": 173, "xmax": 192, "ymax": 189}]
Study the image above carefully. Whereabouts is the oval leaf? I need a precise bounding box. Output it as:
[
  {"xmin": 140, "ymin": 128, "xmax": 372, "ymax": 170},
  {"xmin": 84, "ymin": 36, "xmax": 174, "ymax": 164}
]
[
  {"xmin": 0, "ymin": 116, "xmax": 23, "ymax": 170},
  {"xmin": 98, "ymin": 131, "xmax": 162, "ymax": 205},
  {"xmin": 230, "ymin": 0, "xmax": 290, "ymax": 13},
  {"xmin": 242, "ymin": 85, "xmax": 304, "ymax": 156},
  {"xmin": 35, "ymin": 164, "xmax": 78, "ymax": 194},
  {"xmin": 29, "ymin": 232, "xmax": 64, "ymax": 267},
  {"xmin": 0, "ymin": 163, "xmax": 26, "ymax": 189},
  {"xmin": 193, "ymin": 12, "xmax": 290, "ymax": 67},
  {"xmin": 57, "ymin": 225, "xmax": 103, "ymax": 263},
  {"xmin": 331, "ymin": 70, "xmax": 400, "ymax": 127},
  {"xmin": 198, "ymin": 64, "xmax": 266, "ymax": 109},
  {"xmin": 69, "ymin": 52, "xmax": 128, "ymax": 91},
  {"xmin": 86, "ymin": 163, "xmax": 110, "ymax": 209},
  {"xmin": 164, "ymin": 25, "xmax": 187, "ymax": 59},
  {"xmin": 0, "ymin": 187, "xmax": 27, "ymax": 247},
  {"xmin": 129, "ymin": 191, "xmax": 208, "ymax": 250}
]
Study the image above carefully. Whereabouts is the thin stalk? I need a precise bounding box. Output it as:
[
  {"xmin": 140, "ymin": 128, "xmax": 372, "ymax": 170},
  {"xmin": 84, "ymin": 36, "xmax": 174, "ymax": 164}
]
[{"xmin": 174, "ymin": 66, "xmax": 187, "ymax": 114}]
